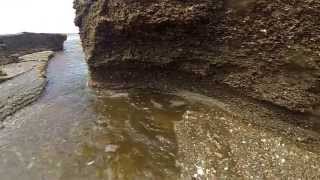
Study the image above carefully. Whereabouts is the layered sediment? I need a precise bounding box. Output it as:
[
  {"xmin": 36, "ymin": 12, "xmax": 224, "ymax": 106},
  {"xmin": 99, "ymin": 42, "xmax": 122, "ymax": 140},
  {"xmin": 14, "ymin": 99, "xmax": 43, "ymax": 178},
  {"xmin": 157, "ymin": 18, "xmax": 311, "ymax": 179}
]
[
  {"xmin": 0, "ymin": 33, "xmax": 66, "ymax": 122},
  {"xmin": 74, "ymin": 0, "xmax": 320, "ymax": 114},
  {"xmin": 0, "ymin": 32, "xmax": 67, "ymax": 65},
  {"xmin": 0, "ymin": 51, "xmax": 54, "ymax": 121}
]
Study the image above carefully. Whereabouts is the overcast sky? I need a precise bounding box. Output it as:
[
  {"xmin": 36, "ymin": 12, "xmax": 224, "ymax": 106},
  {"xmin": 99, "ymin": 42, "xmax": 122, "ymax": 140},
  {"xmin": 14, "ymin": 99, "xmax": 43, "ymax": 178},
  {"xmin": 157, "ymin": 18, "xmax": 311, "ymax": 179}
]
[{"xmin": 0, "ymin": 0, "xmax": 78, "ymax": 34}]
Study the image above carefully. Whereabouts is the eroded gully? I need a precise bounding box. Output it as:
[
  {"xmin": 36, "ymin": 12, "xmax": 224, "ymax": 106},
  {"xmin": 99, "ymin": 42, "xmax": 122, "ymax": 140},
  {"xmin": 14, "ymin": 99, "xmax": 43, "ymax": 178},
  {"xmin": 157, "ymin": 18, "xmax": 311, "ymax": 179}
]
[{"xmin": 0, "ymin": 35, "xmax": 319, "ymax": 180}]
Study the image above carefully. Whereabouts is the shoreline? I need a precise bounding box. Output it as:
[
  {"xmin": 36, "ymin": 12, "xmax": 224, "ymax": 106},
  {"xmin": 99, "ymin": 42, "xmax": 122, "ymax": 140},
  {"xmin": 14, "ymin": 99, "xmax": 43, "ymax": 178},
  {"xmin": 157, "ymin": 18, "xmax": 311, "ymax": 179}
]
[
  {"xmin": 90, "ymin": 75, "xmax": 320, "ymax": 178},
  {"xmin": 88, "ymin": 66, "xmax": 320, "ymax": 133},
  {"xmin": 0, "ymin": 32, "xmax": 66, "ymax": 124}
]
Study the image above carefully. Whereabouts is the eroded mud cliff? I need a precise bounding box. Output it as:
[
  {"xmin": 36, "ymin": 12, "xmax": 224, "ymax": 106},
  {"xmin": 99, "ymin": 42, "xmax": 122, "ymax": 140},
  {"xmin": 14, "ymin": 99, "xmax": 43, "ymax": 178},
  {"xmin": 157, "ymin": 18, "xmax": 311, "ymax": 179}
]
[{"xmin": 74, "ymin": 0, "xmax": 320, "ymax": 114}]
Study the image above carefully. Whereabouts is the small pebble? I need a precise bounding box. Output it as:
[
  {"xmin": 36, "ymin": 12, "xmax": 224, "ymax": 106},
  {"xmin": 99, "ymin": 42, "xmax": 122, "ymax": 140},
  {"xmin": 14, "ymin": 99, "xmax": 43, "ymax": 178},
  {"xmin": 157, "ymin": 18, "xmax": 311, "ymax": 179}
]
[
  {"xmin": 105, "ymin": 144, "xmax": 119, "ymax": 153},
  {"xmin": 260, "ymin": 29, "xmax": 267, "ymax": 33},
  {"xmin": 87, "ymin": 161, "xmax": 95, "ymax": 166},
  {"xmin": 196, "ymin": 166, "xmax": 204, "ymax": 176}
]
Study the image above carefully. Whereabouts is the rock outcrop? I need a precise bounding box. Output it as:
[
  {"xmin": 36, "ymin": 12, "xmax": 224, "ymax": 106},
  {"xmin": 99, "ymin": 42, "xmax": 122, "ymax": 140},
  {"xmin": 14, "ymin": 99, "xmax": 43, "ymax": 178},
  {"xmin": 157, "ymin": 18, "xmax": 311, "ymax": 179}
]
[
  {"xmin": 0, "ymin": 33, "xmax": 66, "ymax": 122},
  {"xmin": 74, "ymin": 0, "xmax": 320, "ymax": 114},
  {"xmin": 0, "ymin": 51, "xmax": 54, "ymax": 121},
  {"xmin": 0, "ymin": 32, "xmax": 67, "ymax": 65}
]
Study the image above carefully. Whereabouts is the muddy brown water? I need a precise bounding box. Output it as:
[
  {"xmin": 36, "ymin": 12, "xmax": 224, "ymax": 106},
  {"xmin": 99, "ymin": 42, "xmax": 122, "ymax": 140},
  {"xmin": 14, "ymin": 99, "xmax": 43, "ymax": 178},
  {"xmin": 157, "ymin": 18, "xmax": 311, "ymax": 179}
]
[
  {"xmin": 0, "ymin": 35, "xmax": 319, "ymax": 180},
  {"xmin": 0, "ymin": 34, "xmax": 193, "ymax": 180}
]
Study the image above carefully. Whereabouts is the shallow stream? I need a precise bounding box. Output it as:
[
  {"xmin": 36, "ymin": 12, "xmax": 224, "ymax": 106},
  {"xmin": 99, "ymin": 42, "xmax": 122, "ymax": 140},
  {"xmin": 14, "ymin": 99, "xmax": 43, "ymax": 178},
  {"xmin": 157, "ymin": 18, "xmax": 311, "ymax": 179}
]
[
  {"xmin": 0, "ymin": 34, "xmax": 207, "ymax": 180},
  {"xmin": 0, "ymin": 34, "xmax": 319, "ymax": 180}
]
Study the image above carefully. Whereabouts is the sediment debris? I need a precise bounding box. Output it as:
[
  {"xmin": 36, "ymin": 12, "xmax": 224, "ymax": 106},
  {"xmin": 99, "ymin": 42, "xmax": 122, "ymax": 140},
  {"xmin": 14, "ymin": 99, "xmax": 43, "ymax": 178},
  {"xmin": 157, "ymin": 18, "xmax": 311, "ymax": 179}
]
[{"xmin": 175, "ymin": 91, "xmax": 320, "ymax": 179}]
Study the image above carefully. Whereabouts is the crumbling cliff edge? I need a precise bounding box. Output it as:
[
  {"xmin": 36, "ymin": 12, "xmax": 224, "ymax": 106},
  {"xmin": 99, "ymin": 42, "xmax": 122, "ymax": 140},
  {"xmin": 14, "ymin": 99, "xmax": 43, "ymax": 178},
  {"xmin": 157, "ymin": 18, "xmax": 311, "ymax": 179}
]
[
  {"xmin": 74, "ymin": 1, "xmax": 320, "ymax": 174},
  {"xmin": 74, "ymin": 0, "xmax": 320, "ymax": 116}
]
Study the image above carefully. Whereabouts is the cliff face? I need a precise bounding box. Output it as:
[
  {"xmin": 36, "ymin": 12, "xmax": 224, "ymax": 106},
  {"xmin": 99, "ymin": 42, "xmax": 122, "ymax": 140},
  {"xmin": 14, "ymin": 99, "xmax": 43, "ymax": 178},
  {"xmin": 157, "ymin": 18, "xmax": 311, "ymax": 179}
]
[
  {"xmin": 74, "ymin": 0, "xmax": 320, "ymax": 113},
  {"xmin": 74, "ymin": 0, "xmax": 224, "ymax": 66},
  {"xmin": 0, "ymin": 32, "xmax": 67, "ymax": 65}
]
